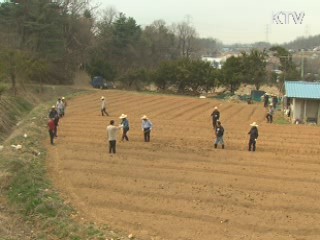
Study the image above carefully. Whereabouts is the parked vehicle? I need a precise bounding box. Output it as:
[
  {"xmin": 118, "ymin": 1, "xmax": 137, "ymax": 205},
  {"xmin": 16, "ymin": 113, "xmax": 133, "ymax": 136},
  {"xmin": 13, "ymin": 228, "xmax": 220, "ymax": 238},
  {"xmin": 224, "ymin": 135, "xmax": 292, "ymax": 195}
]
[{"xmin": 91, "ymin": 76, "xmax": 115, "ymax": 89}]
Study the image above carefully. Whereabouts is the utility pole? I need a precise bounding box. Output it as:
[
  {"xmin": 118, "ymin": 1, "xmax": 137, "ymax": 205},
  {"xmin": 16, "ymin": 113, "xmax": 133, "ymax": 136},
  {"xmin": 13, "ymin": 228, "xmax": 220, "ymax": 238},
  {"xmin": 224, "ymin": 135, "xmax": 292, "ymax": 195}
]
[
  {"xmin": 265, "ymin": 24, "xmax": 269, "ymax": 43},
  {"xmin": 278, "ymin": 55, "xmax": 289, "ymax": 94},
  {"xmin": 301, "ymin": 50, "xmax": 304, "ymax": 80}
]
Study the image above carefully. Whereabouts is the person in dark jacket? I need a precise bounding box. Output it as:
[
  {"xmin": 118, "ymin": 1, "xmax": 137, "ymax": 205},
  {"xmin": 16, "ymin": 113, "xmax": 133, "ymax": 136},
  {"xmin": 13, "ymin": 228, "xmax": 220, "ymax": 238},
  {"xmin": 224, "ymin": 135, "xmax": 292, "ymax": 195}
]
[
  {"xmin": 214, "ymin": 120, "xmax": 225, "ymax": 149},
  {"xmin": 248, "ymin": 122, "xmax": 259, "ymax": 151},
  {"xmin": 119, "ymin": 114, "xmax": 129, "ymax": 141},
  {"xmin": 48, "ymin": 105, "xmax": 58, "ymax": 119},
  {"xmin": 211, "ymin": 106, "xmax": 220, "ymax": 129},
  {"xmin": 263, "ymin": 93, "xmax": 269, "ymax": 108}
]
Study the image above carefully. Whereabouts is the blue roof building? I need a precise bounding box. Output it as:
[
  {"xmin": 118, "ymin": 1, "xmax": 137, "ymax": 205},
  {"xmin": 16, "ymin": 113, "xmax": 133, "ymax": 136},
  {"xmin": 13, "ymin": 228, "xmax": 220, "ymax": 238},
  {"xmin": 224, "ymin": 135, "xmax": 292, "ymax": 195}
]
[
  {"xmin": 285, "ymin": 81, "xmax": 320, "ymax": 124},
  {"xmin": 285, "ymin": 81, "xmax": 320, "ymax": 99}
]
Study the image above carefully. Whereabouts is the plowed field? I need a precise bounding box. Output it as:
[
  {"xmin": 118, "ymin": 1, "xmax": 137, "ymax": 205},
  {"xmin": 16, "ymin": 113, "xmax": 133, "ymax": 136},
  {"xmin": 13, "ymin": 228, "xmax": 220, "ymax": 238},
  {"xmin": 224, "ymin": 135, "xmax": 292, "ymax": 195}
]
[{"xmin": 48, "ymin": 90, "xmax": 320, "ymax": 240}]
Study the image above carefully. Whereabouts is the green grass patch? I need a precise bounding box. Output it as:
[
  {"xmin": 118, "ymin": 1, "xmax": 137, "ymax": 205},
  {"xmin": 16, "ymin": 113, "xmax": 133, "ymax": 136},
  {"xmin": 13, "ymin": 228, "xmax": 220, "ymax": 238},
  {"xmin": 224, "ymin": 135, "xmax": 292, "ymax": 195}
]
[{"xmin": 274, "ymin": 111, "xmax": 290, "ymax": 125}]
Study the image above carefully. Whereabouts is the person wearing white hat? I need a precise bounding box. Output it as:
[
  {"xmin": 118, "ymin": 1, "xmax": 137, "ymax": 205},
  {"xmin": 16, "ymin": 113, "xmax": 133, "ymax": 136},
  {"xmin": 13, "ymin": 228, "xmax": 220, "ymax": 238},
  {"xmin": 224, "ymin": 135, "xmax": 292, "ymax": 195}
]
[
  {"xmin": 248, "ymin": 122, "xmax": 259, "ymax": 151},
  {"xmin": 101, "ymin": 96, "xmax": 109, "ymax": 116},
  {"xmin": 210, "ymin": 106, "xmax": 220, "ymax": 129},
  {"xmin": 119, "ymin": 114, "xmax": 129, "ymax": 141},
  {"xmin": 48, "ymin": 105, "xmax": 58, "ymax": 119},
  {"xmin": 141, "ymin": 115, "xmax": 153, "ymax": 142}
]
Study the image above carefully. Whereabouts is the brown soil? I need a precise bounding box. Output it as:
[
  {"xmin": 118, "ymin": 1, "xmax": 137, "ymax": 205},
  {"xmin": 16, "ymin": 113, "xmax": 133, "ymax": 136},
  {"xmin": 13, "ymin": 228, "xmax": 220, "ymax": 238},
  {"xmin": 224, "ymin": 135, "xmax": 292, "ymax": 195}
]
[{"xmin": 47, "ymin": 90, "xmax": 320, "ymax": 240}]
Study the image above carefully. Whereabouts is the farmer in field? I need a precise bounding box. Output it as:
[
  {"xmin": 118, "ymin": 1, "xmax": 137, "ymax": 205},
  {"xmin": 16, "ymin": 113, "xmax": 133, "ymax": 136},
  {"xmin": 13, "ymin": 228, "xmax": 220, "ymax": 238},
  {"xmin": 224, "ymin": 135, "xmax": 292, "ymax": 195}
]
[
  {"xmin": 141, "ymin": 115, "xmax": 153, "ymax": 142},
  {"xmin": 266, "ymin": 104, "xmax": 274, "ymax": 123},
  {"xmin": 263, "ymin": 93, "xmax": 269, "ymax": 108},
  {"xmin": 211, "ymin": 106, "xmax": 220, "ymax": 129},
  {"xmin": 48, "ymin": 105, "xmax": 58, "ymax": 119},
  {"xmin": 61, "ymin": 96, "xmax": 67, "ymax": 116},
  {"xmin": 214, "ymin": 120, "xmax": 225, "ymax": 149},
  {"xmin": 248, "ymin": 122, "xmax": 259, "ymax": 151},
  {"xmin": 101, "ymin": 96, "xmax": 109, "ymax": 116},
  {"xmin": 48, "ymin": 118, "xmax": 56, "ymax": 145},
  {"xmin": 119, "ymin": 114, "xmax": 130, "ymax": 141},
  {"xmin": 48, "ymin": 105, "xmax": 59, "ymax": 137},
  {"xmin": 106, "ymin": 120, "xmax": 122, "ymax": 154},
  {"xmin": 56, "ymin": 97, "xmax": 64, "ymax": 118}
]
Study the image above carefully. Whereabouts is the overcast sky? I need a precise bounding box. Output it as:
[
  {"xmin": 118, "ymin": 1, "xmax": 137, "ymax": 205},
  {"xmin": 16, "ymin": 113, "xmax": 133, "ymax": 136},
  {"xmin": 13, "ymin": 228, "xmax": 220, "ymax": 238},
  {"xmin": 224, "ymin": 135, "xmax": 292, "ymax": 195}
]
[{"xmin": 93, "ymin": 0, "xmax": 319, "ymax": 45}]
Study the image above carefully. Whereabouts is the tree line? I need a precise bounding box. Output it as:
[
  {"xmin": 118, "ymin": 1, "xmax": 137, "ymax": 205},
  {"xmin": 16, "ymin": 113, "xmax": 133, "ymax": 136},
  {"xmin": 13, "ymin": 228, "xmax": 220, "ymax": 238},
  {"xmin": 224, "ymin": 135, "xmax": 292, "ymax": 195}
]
[{"xmin": 0, "ymin": 0, "xmax": 299, "ymax": 95}]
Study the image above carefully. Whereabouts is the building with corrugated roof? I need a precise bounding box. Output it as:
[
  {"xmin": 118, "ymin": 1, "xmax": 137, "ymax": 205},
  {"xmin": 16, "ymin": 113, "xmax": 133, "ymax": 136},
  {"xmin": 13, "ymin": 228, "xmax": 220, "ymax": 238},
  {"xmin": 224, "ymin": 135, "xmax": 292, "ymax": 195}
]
[{"xmin": 284, "ymin": 81, "xmax": 320, "ymax": 124}]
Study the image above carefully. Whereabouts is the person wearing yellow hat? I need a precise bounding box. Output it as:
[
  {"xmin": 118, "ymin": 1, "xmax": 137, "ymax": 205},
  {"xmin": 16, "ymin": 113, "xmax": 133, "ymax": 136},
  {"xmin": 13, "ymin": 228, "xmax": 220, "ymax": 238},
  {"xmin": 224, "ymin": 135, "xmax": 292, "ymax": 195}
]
[
  {"xmin": 248, "ymin": 122, "xmax": 259, "ymax": 151},
  {"xmin": 141, "ymin": 115, "xmax": 153, "ymax": 142}
]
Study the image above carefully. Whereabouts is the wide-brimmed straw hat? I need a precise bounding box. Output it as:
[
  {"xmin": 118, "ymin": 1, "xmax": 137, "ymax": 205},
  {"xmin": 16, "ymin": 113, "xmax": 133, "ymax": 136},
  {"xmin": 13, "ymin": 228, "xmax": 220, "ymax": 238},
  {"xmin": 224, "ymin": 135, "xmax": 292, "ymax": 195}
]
[
  {"xmin": 101, "ymin": 96, "xmax": 105, "ymax": 100},
  {"xmin": 214, "ymin": 106, "xmax": 218, "ymax": 110},
  {"xmin": 141, "ymin": 115, "xmax": 148, "ymax": 120},
  {"xmin": 250, "ymin": 122, "xmax": 259, "ymax": 127},
  {"xmin": 119, "ymin": 113, "xmax": 127, "ymax": 119},
  {"xmin": 51, "ymin": 105, "xmax": 55, "ymax": 108}
]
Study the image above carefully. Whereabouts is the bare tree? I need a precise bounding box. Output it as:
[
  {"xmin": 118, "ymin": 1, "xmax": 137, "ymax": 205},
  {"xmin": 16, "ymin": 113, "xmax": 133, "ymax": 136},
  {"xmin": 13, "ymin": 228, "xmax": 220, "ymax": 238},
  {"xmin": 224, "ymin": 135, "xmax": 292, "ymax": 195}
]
[
  {"xmin": 101, "ymin": 6, "xmax": 118, "ymax": 25},
  {"xmin": 173, "ymin": 16, "xmax": 198, "ymax": 59}
]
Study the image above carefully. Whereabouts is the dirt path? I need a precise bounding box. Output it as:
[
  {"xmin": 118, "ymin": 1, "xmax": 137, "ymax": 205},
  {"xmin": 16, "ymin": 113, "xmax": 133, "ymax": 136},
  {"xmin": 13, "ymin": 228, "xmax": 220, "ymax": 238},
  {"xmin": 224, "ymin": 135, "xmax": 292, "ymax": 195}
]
[{"xmin": 48, "ymin": 90, "xmax": 320, "ymax": 240}]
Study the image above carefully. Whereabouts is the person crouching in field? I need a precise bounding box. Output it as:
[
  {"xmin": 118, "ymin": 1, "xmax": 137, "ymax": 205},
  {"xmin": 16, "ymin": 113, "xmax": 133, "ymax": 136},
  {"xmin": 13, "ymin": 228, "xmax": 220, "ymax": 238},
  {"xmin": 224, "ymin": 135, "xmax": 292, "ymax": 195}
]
[
  {"xmin": 106, "ymin": 120, "xmax": 122, "ymax": 154},
  {"xmin": 214, "ymin": 120, "xmax": 225, "ymax": 149},
  {"xmin": 141, "ymin": 115, "xmax": 153, "ymax": 142},
  {"xmin": 248, "ymin": 122, "xmax": 259, "ymax": 151}
]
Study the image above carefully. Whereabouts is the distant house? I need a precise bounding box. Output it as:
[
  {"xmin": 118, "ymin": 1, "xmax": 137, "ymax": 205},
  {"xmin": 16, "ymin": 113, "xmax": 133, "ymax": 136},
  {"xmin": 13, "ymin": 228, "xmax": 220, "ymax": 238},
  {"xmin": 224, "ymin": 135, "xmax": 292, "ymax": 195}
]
[
  {"xmin": 284, "ymin": 81, "xmax": 320, "ymax": 124},
  {"xmin": 201, "ymin": 57, "xmax": 223, "ymax": 69}
]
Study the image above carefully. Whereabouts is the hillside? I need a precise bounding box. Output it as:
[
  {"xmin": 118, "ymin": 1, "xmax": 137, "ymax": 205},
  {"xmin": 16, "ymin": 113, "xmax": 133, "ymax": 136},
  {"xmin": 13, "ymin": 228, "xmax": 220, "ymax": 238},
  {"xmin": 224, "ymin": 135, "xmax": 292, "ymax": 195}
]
[{"xmin": 283, "ymin": 34, "xmax": 320, "ymax": 50}]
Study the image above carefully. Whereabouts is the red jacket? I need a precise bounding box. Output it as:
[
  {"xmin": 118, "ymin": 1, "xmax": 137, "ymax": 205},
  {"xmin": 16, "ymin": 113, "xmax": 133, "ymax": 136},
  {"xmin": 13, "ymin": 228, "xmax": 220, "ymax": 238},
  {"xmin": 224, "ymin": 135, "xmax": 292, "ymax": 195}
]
[{"xmin": 48, "ymin": 119, "xmax": 55, "ymax": 131}]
